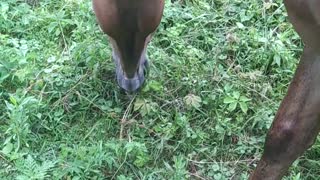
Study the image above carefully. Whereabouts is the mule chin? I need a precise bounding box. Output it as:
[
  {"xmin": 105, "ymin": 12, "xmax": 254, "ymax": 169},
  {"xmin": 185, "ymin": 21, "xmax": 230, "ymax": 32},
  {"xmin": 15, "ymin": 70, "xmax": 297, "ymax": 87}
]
[{"xmin": 113, "ymin": 53, "xmax": 149, "ymax": 92}]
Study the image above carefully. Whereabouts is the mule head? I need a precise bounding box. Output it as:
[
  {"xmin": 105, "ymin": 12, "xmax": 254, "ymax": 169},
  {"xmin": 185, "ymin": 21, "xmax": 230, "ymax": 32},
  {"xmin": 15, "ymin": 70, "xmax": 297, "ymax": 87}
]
[{"xmin": 93, "ymin": 0, "xmax": 164, "ymax": 92}]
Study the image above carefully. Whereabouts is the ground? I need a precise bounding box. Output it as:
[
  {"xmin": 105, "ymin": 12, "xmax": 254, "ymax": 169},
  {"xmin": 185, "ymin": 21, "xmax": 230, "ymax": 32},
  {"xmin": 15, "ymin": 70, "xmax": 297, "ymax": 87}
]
[{"xmin": 1, "ymin": 0, "xmax": 319, "ymax": 179}]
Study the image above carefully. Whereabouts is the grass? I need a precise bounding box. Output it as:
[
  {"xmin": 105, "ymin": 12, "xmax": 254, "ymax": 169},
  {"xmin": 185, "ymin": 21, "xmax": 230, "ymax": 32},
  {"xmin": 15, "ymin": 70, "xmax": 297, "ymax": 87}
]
[{"xmin": 0, "ymin": 0, "xmax": 319, "ymax": 179}]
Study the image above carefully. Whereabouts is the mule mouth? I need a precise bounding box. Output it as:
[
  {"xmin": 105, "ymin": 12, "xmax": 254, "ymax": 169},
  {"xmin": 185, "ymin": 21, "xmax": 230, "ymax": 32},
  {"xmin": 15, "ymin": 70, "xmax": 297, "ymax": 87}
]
[
  {"xmin": 113, "ymin": 53, "xmax": 149, "ymax": 92},
  {"xmin": 116, "ymin": 68, "xmax": 145, "ymax": 92}
]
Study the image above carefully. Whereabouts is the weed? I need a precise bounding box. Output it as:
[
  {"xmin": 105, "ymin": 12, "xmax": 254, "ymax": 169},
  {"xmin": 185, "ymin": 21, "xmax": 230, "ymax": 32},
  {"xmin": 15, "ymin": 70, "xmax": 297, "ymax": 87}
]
[{"xmin": 1, "ymin": 0, "xmax": 318, "ymax": 179}]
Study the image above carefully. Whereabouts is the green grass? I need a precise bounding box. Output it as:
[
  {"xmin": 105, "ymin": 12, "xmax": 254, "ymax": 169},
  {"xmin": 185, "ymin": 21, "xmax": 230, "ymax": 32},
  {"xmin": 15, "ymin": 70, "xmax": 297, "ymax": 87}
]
[{"xmin": 1, "ymin": 0, "xmax": 319, "ymax": 179}]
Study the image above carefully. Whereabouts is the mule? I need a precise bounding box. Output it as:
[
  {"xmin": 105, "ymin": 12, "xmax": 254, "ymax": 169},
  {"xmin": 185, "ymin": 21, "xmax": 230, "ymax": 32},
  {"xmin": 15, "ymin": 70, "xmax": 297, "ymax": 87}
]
[{"xmin": 92, "ymin": 0, "xmax": 320, "ymax": 179}]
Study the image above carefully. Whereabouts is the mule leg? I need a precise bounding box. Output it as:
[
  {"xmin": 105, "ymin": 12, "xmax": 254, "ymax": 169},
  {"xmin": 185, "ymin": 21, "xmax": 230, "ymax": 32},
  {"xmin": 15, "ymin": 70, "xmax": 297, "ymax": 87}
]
[
  {"xmin": 250, "ymin": 47, "xmax": 320, "ymax": 179},
  {"xmin": 251, "ymin": 0, "xmax": 320, "ymax": 178}
]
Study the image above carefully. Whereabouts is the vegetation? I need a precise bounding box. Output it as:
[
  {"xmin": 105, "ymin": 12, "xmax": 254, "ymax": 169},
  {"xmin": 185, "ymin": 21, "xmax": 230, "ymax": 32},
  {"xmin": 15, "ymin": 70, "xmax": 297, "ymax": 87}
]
[{"xmin": 1, "ymin": 0, "xmax": 318, "ymax": 179}]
